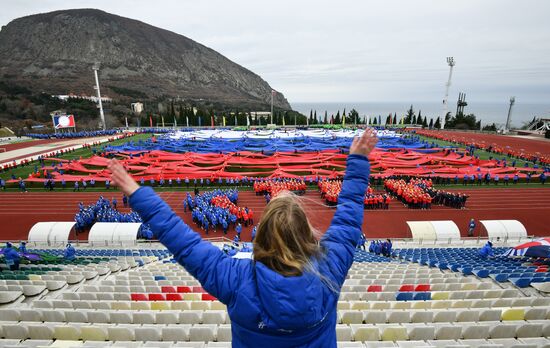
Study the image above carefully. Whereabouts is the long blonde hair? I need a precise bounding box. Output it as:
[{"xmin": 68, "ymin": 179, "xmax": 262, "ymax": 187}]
[{"xmin": 253, "ymin": 191, "xmax": 322, "ymax": 277}]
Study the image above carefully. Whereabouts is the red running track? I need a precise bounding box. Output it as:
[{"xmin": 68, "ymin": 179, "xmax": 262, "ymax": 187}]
[
  {"xmin": 434, "ymin": 130, "xmax": 550, "ymax": 155},
  {"xmin": 1, "ymin": 187, "xmax": 549, "ymax": 241},
  {"xmin": 0, "ymin": 139, "xmax": 63, "ymax": 152}
]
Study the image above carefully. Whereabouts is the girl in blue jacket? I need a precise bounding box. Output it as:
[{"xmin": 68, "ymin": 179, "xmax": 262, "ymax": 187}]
[{"xmin": 108, "ymin": 129, "xmax": 377, "ymax": 348}]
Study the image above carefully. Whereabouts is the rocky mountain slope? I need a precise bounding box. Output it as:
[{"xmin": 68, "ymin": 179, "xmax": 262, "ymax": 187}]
[{"xmin": 0, "ymin": 9, "xmax": 291, "ymax": 110}]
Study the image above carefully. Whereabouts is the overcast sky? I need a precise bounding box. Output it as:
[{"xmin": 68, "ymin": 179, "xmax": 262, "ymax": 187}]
[{"xmin": 2, "ymin": 0, "xmax": 550, "ymax": 105}]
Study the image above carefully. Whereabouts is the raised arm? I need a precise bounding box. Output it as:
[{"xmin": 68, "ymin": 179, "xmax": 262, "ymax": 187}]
[
  {"xmin": 321, "ymin": 129, "xmax": 377, "ymax": 285},
  {"xmin": 108, "ymin": 160, "xmax": 241, "ymax": 304}
]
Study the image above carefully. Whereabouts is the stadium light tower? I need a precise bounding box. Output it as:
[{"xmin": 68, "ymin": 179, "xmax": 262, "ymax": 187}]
[
  {"xmin": 505, "ymin": 96, "xmax": 515, "ymax": 133},
  {"xmin": 93, "ymin": 63, "xmax": 106, "ymax": 131},
  {"xmin": 441, "ymin": 57, "xmax": 455, "ymax": 129}
]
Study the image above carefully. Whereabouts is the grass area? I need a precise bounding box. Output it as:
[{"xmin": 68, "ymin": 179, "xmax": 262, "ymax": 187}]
[{"xmin": 0, "ymin": 133, "xmax": 152, "ymax": 182}]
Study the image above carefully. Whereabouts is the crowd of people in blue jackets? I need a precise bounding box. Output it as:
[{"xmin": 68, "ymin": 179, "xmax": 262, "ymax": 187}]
[
  {"xmin": 2, "ymin": 242, "xmax": 77, "ymax": 270},
  {"xmin": 26, "ymin": 130, "xmax": 119, "ymax": 139},
  {"xmin": 368, "ymin": 239, "xmax": 393, "ymax": 257},
  {"xmin": 73, "ymin": 196, "xmax": 153, "ymax": 239},
  {"xmin": 187, "ymin": 189, "xmax": 240, "ymax": 235}
]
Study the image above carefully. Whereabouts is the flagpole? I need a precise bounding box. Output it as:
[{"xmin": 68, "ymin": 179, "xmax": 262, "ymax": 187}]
[{"xmin": 270, "ymin": 90, "xmax": 274, "ymax": 124}]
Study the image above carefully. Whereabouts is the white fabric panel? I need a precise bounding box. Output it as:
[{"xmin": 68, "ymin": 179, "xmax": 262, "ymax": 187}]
[{"xmin": 167, "ymin": 129, "xmax": 400, "ymax": 140}]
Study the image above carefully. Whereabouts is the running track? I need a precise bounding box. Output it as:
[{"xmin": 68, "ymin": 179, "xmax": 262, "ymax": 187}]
[
  {"xmin": 0, "ymin": 188, "xmax": 548, "ymax": 241},
  {"xmin": 432, "ymin": 130, "xmax": 550, "ymax": 154}
]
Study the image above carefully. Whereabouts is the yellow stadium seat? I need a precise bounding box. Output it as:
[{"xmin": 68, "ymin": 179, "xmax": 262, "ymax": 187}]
[
  {"xmin": 431, "ymin": 292, "xmax": 450, "ymax": 300},
  {"xmin": 381, "ymin": 326, "xmax": 409, "ymax": 341},
  {"xmin": 28, "ymin": 274, "xmax": 42, "ymax": 281},
  {"xmin": 183, "ymin": 293, "xmax": 202, "ymax": 301},
  {"xmin": 151, "ymin": 301, "xmax": 171, "ymax": 310},
  {"xmin": 502, "ymin": 308, "xmax": 525, "ymax": 321}
]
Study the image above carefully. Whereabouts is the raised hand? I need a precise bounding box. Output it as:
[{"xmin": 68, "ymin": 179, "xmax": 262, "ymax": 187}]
[
  {"xmin": 350, "ymin": 128, "xmax": 378, "ymax": 157},
  {"xmin": 107, "ymin": 159, "xmax": 140, "ymax": 196}
]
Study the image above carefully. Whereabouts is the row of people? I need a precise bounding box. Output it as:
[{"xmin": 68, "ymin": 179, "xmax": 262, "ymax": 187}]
[
  {"xmin": 368, "ymin": 239, "xmax": 393, "ymax": 257},
  {"xmin": 253, "ymin": 178, "xmax": 307, "ymax": 197},
  {"xmin": 26, "ymin": 130, "xmax": 120, "ymax": 139},
  {"xmin": 2, "ymin": 242, "xmax": 76, "ymax": 270},
  {"xmin": 384, "ymin": 179, "xmax": 433, "ymax": 209},
  {"xmin": 413, "ymin": 129, "xmax": 550, "ymax": 166},
  {"xmin": 319, "ymin": 179, "xmax": 385, "ymax": 209}
]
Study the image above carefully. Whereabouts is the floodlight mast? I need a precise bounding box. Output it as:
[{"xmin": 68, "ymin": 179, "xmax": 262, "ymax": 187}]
[
  {"xmin": 505, "ymin": 96, "xmax": 515, "ymax": 133},
  {"xmin": 441, "ymin": 57, "xmax": 455, "ymax": 129},
  {"xmin": 93, "ymin": 63, "xmax": 106, "ymax": 131}
]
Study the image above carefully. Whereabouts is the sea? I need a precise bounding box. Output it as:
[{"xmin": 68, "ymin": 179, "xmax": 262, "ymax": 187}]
[{"xmin": 291, "ymin": 102, "xmax": 550, "ymax": 129}]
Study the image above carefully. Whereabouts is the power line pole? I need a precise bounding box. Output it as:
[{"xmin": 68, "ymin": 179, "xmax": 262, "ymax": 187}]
[
  {"xmin": 92, "ymin": 63, "xmax": 106, "ymax": 131},
  {"xmin": 441, "ymin": 57, "xmax": 455, "ymax": 129}
]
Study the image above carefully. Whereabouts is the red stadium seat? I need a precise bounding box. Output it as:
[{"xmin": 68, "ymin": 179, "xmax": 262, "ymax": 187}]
[
  {"xmin": 161, "ymin": 286, "xmax": 177, "ymax": 293},
  {"xmin": 192, "ymin": 286, "xmax": 205, "ymax": 293},
  {"xmin": 415, "ymin": 284, "xmax": 431, "ymax": 291},
  {"xmin": 166, "ymin": 293, "xmax": 183, "ymax": 301},
  {"xmin": 535, "ymin": 268, "xmax": 548, "ymax": 273},
  {"xmin": 177, "ymin": 286, "xmax": 192, "ymax": 293},
  {"xmin": 131, "ymin": 293, "xmax": 148, "ymax": 301},
  {"xmin": 399, "ymin": 284, "xmax": 415, "ymax": 292},
  {"xmin": 367, "ymin": 285, "xmax": 383, "ymax": 292},
  {"xmin": 202, "ymin": 293, "xmax": 217, "ymax": 301},
  {"xmin": 148, "ymin": 293, "xmax": 166, "ymax": 301}
]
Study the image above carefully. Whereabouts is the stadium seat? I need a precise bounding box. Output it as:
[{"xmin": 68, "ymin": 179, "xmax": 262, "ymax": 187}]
[
  {"xmin": 368, "ymin": 285, "xmax": 383, "ymax": 292},
  {"xmin": 131, "ymin": 293, "xmax": 148, "ymax": 301},
  {"xmin": 381, "ymin": 326, "xmax": 408, "ymax": 341},
  {"xmin": 162, "ymin": 324, "xmax": 190, "ymax": 341},
  {"xmin": 189, "ymin": 325, "xmax": 217, "ymax": 342},
  {"xmin": 502, "ymin": 308, "xmax": 525, "ymax": 321}
]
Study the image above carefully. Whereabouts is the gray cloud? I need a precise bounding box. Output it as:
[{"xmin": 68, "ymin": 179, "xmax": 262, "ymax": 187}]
[{"xmin": 1, "ymin": 0, "xmax": 549, "ymax": 105}]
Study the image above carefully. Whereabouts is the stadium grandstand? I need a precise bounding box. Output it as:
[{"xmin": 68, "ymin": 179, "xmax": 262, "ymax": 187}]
[{"xmin": 0, "ymin": 127, "xmax": 549, "ymax": 348}]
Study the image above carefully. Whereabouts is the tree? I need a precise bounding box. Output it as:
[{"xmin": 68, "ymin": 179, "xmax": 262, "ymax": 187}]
[
  {"xmin": 482, "ymin": 123, "xmax": 497, "ymax": 132},
  {"xmin": 446, "ymin": 113, "xmax": 479, "ymax": 130},
  {"xmin": 434, "ymin": 117, "xmax": 441, "ymax": 129},
  {"xmin": 313, "ymin": 110, "xmax": 317, "ymax": 124},
  {"xmin": 334, "ymin": 111, "xmax": 341, "ymax": 124},
  {"xmin": 429, "ymin": 118, "xmax": 434, "ymax": 128},
  {"xmin": 412, "ymin": 115, "xmax": 417, "ymax": 125},
  {"xmin": 417, "ymin": 110, "xmax": 422, "ymax": 124},
  {"xmin": 372, "ymin": 116, "xmax": 377, "ymax": 125},
  {"xmin": 349, "ymin": 109, "xmax": 359, "ymax": 124},
  {"xmin": 416, "ymin": 115, "xmax": 422, "ymax": 125},
  {"xmin": 393, "ymin": 113, "xmax": 397, "ymax": 125},
  {"xmin": 323, "ymin": 111, "xmax": 328, "ymax": 124},
  {"xmin": 422, "ymin": 117, "xmax": 428, "ymax": 128},
  {"xmin": 405, "ymin": 105, "xmax": 415, "ymax": 124}
]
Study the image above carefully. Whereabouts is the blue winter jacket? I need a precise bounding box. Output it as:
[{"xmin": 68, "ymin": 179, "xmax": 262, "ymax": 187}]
[
  {"xmin": 64, "ymin": 246, "xmax": 76, "ymax": 260},
  {"xmin": 3, "ymin": 247, "xmax": 20, "ymax": 264},
  {"xmin": 130, "ymin": 154, "xmax": 370, "ymax": 347},
  {"xmin": 479, "ymin": 243, "xmax": 494, "ymax": 259}
]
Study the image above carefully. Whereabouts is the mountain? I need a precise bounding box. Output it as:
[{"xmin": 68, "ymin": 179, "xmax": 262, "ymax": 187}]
[{"xmin": 0, "ymin": 9, "xmax": 291, "ymax": 110}]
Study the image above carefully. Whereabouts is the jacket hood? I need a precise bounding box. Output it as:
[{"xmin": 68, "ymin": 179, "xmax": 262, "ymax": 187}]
[{"xmin": 254, "ymin": 261, "xmax": 329, "ymax": 332}]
